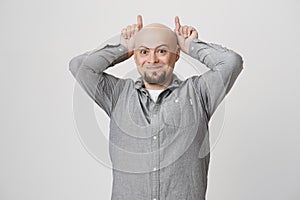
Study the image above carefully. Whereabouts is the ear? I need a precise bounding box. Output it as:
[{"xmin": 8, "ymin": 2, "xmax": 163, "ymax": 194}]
[
  {"xmin": 133, "ymin": 51, "xmax": 137, "ymax": 61},
  {"xmin": 133, "ymin": 52, "xmax": 139, "ymax": 66},
  {"xmin": 175, "ymin": 46, "xmax": 180, "ymax": 62}
]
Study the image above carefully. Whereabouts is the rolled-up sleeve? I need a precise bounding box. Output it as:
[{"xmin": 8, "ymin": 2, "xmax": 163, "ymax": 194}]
[{"xmin": 189, "ymin": 39, "xmax": 244, "ymax": 120}]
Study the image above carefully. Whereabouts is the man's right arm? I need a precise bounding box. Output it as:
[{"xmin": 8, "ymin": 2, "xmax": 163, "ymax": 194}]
[
  {"xmin": 69, "ymin": 15, "xmax": 144, "ymax": 116},
  {"xmin": 69, "ymin": 43, "xmax": 128, "ymax": 117}
]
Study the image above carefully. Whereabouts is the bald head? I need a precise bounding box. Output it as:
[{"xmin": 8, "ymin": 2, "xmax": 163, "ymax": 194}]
[
  {"xmin": 144, "ymin": 23, "xmax": 170, "ymax": 29},
  {"xmin": 134, "ymin": 23, "xmax": 178, "ymax": 53}
]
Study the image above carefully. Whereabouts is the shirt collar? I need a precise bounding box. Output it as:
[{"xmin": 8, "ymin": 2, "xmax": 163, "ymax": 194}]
[{"xmin": 134, "ymin": 73, "xmax": 182, "ymax": 91}]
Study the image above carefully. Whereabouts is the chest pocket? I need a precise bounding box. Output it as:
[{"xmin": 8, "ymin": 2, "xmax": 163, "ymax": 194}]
[{"xmin": 162, "ymin": 96, "xmax": 195, "ymax": 128}]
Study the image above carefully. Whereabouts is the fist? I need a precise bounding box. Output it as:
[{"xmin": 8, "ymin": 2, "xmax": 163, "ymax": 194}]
[
  {"xmin": 120, "ymin": 15, "xmax": 143, "ymax": 58},
  {"xmin": 174, "ymin": 16, "xmax": 198, "ymax": 55}
]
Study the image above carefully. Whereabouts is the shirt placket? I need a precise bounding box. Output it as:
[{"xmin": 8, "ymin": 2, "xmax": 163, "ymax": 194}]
[{"xmin": 150, "ymin": 102, "xmax": 160, "ymax": 200}]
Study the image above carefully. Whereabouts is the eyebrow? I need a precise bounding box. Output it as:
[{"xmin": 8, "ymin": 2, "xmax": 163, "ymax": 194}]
[{"xmin": 137, "ymin": 44, "xmax": 170, "ymax": 49}]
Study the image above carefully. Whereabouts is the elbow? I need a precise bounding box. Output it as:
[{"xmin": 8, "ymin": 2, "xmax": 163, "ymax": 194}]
[
  {"xmin": 69, "ymin": 52, "xmax": 91, "ymax": 78},
  {"xmin": 69, "ymin": 55, "xmax": 83, "ymax": 78},
  {"xmin": 229, "ymin": 51, "xmax": 244, "ymax": 72},
  {"xmin": 69, "ymin": 57, "xmax": 77, "ymax": 77}
]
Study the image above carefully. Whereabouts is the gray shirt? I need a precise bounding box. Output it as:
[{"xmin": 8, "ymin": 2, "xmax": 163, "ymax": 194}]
[{"xmin": 69, "ymin": 38, "xmax": 243, "ymax": 200}]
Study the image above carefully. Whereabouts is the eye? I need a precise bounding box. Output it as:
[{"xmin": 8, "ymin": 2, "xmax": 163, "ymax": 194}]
[
  {"xmin": 157, "ymin": 49, "xmax": 167, "ymax": 54},
  {"xmin": 139, "ymin": 49, "xmax": 149, "ymax": 55}
]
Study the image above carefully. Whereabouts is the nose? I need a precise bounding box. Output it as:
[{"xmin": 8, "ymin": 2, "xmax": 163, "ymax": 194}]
[{"xmin": 147, "ymin": 50, "xmax": 159, "ymax": 63}]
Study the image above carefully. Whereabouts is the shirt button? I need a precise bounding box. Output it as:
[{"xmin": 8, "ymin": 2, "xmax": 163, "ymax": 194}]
[
  {"xmin": 153, "ymin": 198, "xmax": 157, "ymax": 200},
  {"xmin": 153, "ymin": 167, "xmax": 157, "ymax": 171},
  {"xmin": 175, "ymin": 98, "xmax": 179, "ymax": 103},
  {"xmin": 118, "ymin": 48, "xmax": 123, "ymax": 51},
  {"xmin": 153, "ymin": 136, "xmax": 157, "ymax": 140}
]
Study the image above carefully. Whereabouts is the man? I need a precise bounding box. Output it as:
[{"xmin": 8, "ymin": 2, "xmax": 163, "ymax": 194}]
[{"xmin": 69, "ymin": 15, "xmax": 243, "ymax": 200}]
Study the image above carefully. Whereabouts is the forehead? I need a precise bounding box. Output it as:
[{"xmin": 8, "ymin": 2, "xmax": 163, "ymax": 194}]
[{"xmin": 134, "ymin": 27, "xmax": 177, "ymax": 51}]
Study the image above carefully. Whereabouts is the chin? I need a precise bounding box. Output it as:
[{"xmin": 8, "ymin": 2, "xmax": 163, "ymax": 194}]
[{"xmin": 143, "ymin": 72, "xmax": 166, "ymax": 85}]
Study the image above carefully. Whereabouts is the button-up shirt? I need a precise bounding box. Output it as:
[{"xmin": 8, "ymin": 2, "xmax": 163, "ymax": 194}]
[{"xmin": 69, "ymin": 38, "xmax": 244, "ymax": 200}]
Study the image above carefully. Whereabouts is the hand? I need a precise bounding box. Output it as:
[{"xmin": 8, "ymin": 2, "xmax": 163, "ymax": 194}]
[
  {"xmin": 174, "ymin": 16, "xmax": 198, "ymax": 55},
  {"xmin": 120, "ymin": 15, "xmax": 143, "ymax": 58}
]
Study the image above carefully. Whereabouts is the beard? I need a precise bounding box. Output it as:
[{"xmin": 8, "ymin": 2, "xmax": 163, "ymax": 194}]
[{"xmin": 143, "ymin": 70, "xmax": 166, "ymax": 85}]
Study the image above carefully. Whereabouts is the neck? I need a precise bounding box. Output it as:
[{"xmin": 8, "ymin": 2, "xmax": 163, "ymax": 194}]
[{"xmin": 144, "ymin": 83, "xmax": 166, "ymax": 90}]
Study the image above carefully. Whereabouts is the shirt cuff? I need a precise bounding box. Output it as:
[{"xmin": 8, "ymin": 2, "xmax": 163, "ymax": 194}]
[
  {"xmin": 82, "ymin": 43, "xmax": 129, "ymax": 70},
  {"xmin": 189, "ymin": 38, "xmax": 208, "ymax": 58},
  {"xmin": 101, "ymin": 43, "xmax": 128, "ymax": 57}
]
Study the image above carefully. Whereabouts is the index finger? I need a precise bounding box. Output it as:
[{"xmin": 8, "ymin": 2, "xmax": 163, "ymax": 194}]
[
  {"xmin": 175, "ymin": 16, "xmax": 181, "ymax": 31},
  {"xmin": 137, "ymin": 15, "xmax": 143, "ymax": 29}
]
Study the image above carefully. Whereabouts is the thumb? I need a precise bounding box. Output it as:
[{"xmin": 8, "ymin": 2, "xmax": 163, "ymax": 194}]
[{"xmin": 174, "ymin": 16, "xmax": 180, "ymax": 31}]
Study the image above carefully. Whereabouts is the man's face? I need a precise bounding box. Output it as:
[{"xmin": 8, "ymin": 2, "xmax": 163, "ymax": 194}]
[{"xmin": 133, "ymin": 26, "xmax": 179, "ymax": 87}]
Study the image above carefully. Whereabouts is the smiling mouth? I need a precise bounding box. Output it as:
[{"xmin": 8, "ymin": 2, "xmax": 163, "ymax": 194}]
[{"xmin": 146, "ymin": 65, "xmax": 162, "ymax": 70}]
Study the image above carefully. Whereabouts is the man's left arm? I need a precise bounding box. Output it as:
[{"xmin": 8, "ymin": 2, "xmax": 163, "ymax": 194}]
[
  {"xmin": 188, "ymin": 39, "xmax": 244, "ymax": 119},
  {"xmin": 174, "ymin": 16, "xmax": 244, "ymax": 120}
]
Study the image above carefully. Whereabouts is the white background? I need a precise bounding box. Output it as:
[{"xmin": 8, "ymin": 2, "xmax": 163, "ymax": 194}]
[{"xmin": 0, "ymin": 0, "xmax": 299, "ymax": 199}]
